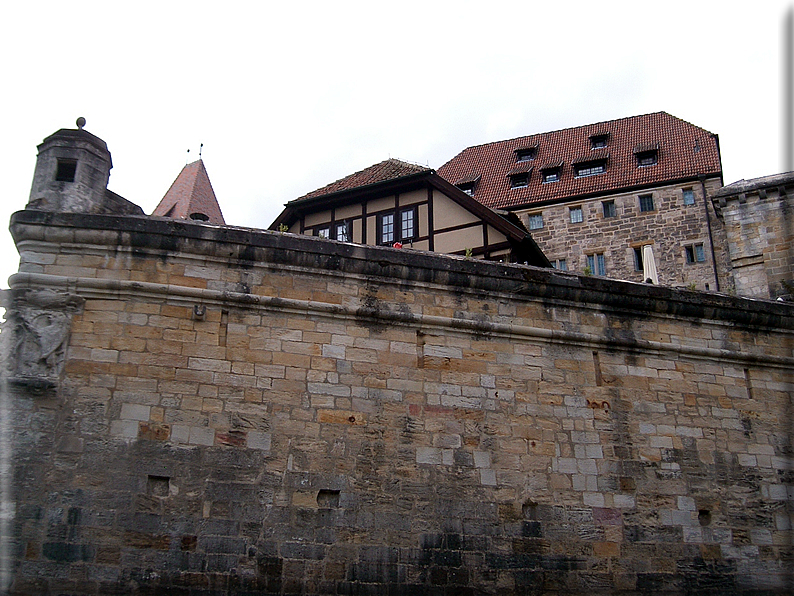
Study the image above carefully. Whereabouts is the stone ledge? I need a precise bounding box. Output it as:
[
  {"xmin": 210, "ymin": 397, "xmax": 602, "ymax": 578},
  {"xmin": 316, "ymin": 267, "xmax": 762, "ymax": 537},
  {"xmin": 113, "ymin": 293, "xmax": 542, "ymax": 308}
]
[{"xmin": 9, "ymin": 209, "xmax": 794, "ymax": 330}]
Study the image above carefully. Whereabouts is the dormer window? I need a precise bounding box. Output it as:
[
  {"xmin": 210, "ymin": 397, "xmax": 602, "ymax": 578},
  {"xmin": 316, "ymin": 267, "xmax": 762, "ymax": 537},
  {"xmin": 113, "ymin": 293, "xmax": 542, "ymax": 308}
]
[
  {"xmin": 458, "ymin": 182, "xmax": 475, "ymax": 196},
  {"xmin": 189, "ymin": 212, "xmax": 209, "ymax": 221},
  {"xmin": 636, "ymin": 150, "xmax": 658, "ymax": 167},
  {"xmin": 55, "ymin": 159, "xmax": 77, "ymax": 182},
  {"xmin": 542, "ymin": 167, "xmax": 561, "ymax": 183},
  {"xmin": 454, "ymin": 174, "xmax": 480, "ymax": 197},
  {"xmin": 574, "ymin": 159, "xmax": 607, "ymax": 178},
  {"xmin": 509, "ymin": 173, "xmax": 529, "ymax": 188},
  {"xmin": 589, "ymin": 134, "xmax": 609, "ymax": 149},
  {"xmin": 515, "ymin": 147, "xmax": 537, "ymax": 162},
  {"xmin": 634, "ymin": 143, "xmax": 659, "ymax": 167}
]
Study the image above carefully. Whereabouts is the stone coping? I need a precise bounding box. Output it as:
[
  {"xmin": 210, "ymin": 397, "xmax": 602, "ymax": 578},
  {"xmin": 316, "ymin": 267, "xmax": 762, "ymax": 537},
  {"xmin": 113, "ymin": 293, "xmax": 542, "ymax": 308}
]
[{"xmin": 9, "ymin": 208, "xmax": 794, "ymax": 331}]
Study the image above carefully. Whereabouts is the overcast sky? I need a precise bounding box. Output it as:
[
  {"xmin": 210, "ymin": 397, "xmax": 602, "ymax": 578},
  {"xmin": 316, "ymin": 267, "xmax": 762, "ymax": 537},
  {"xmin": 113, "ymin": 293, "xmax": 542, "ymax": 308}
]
[{"xmin": 1, "ymin": 1, "xmax": 791, "ymax": 296}]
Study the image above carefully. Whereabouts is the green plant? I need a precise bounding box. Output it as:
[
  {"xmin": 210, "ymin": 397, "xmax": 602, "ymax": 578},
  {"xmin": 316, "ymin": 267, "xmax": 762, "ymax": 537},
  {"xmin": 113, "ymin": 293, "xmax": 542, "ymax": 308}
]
[
  {"xmin": 583, "ymin": 266, "xmax": 592, "ymax": 276},
  {"xmin": 686, "ymin": 282, "xmax": 697, "ymax": 291},
  {"xmin": 464, "ymin": 247, "xmax": 473, "ymax": 258},
  {"xmin": 278, "ymin": 223, "xmax": 289, "ymax": 233}
]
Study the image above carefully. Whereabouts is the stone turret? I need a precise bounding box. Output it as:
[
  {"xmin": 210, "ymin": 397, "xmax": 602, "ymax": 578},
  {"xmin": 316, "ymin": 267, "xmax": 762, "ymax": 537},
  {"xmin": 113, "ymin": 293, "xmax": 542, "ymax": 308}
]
[{"xmin": 26, "ymin": 118, "xmax": 143, "ymax": 216}]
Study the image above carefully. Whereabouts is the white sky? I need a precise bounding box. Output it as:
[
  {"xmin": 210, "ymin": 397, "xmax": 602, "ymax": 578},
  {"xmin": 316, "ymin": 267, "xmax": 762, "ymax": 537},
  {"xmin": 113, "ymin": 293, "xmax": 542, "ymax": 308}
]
[{"xmin": 1, "ymin": 1, "xmax": 791, "ymax": 295}]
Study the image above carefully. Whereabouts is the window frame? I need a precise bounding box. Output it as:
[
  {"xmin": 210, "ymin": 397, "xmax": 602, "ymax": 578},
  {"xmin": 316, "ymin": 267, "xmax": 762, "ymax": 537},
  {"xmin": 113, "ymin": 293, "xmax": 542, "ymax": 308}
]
[
  {"xmin": 574, "ymin": 160, "xmax": 607, "ymax": 178},
  {"xmin": 684, "ymin": 243, "xmax": 706, "ymax": 264},
  {"xmin": 509, "ymin": 172, "xmax": 529, "ymax": 188},
  {"xmin": 528, "ymin": 213, "xmax": 543, "ymax": 230},
  {"xmin": 316, "ymin": 226, "xmax": 330, "ymax": 239},
  {"xmin": 636, "ymin": 150, "xmax": 658, "ymax": 167},
  {"xmin": 682, "ymin": 188, "xmax": 695, "ymax": 206},
  {"xmin": 552, "ymin": 258, "xmax": 567, "ymax": 271},
  {"xmin": 602, "ymin": 200, "xmax": 616, "ymax": 218},
  {"xmin": 457, "ymin": 182, "xmax": 475, "ymax": 196},
  {"xmin": 570, "ymin": 206, "xmax": 583, "ymax": 224},
  {"xmin": 378, "ymin": 206, "xmax": 418, "ymax": 245},
  {"xmin": 638, "ymin": 194, "xmax": 655, "ymax": 213},
  {"xmin": 590, "ymin": 134, "xmax": 608, "ymax": 150},
  {"xmin": 515, "ymin": 147, "xmax": 537, "ymax": 162},
  {"xmin": 542, "ymin": 167, "xmax": 561, "ymax": 183},
  {"xmin": 586, "ymin": 253, "xmax": 606, "ymax": 276},
  {"xmin": 400, "ymin": 206, "xmax": 418, "ymax": 242},
  {"xmin": 634, "ymin": 247, "xmax": 644, "ymax": 271},
  {"xmin": 334, "ymin": 220, "xmax": 351, "ymax": 242}
]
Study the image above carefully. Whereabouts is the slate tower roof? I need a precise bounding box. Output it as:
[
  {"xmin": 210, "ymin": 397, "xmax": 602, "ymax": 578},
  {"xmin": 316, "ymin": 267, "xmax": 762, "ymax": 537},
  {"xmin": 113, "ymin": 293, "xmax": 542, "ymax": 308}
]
[{"xmin": 152, "ymin": 159, "xmax": 225, "ymax": 225}]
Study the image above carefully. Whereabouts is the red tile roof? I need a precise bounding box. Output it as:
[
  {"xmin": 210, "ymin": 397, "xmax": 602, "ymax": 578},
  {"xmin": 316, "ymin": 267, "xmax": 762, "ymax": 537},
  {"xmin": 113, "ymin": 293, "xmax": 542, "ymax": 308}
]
[
  {"xmin": 437, "ymin": 112, "xmax": 722, "ymax": 210},
  {"xmin": 152, "ymin": 160, "xmax": 225, "ymax": 225},
  {"xmin": 297, "ymin": 159, "xmax": 430, "ymax": 201}
]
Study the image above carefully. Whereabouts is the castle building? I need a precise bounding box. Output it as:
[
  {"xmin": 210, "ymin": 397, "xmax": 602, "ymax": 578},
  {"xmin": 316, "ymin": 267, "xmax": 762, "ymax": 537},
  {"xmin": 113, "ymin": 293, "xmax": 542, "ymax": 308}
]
[
  {"xmin": 437, "ymin": 112, "xmax": 729, "ymax": 291},
  {"xmin": 2, "ymin": 121, "xmax": 792, "ymax": 595}
]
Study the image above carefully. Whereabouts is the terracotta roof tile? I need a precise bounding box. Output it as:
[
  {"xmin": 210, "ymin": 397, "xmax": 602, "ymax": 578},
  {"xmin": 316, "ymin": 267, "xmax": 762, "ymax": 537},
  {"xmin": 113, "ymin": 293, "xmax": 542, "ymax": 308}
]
[
  {"xmin": 437, "ymin": 112, "xmax": 722, "ymax": 210},
  {"xmin": 152, "ymin": 160, "xmax": 225, "ymax": 225},
  {"xmin": 297, "ymin": 159, "xmax": 430, "ymax": 201}
]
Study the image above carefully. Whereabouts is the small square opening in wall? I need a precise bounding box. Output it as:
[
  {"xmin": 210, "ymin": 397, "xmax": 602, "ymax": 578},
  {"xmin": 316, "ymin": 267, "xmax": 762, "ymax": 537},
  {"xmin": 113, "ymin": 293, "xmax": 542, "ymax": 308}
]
[
  {"xmin": 317, "ymin": 489, "xmax": 340, "ymax": 508},
  {"xmin": 147, "ymin": 475, "xmax": 170, "ymax": 497},
  {"xmin": 55, "ymin": 159, "xmax": 77, "ymax": 182}
]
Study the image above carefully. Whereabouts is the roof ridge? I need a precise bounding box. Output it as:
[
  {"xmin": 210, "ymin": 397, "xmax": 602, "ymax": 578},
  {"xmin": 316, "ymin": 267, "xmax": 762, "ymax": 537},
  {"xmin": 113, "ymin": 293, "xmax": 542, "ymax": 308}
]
[{"xmin": 448, "ymin": 112, "xmax": 704, "ymax": 155}]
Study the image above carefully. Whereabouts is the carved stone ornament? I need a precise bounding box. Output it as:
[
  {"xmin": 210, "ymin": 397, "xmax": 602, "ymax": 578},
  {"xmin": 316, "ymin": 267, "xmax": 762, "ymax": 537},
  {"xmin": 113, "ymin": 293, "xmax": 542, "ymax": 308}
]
[{"xmin": 1, "ymin": 289, "xmax": 84, "ymax": 394}]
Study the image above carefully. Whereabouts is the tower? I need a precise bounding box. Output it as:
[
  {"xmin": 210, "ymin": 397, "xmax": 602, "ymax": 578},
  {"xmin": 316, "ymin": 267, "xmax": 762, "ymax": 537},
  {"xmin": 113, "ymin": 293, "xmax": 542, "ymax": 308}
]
[{"xmin": 27, "ymin": 117, "xmax": 114, "ymax": 214}]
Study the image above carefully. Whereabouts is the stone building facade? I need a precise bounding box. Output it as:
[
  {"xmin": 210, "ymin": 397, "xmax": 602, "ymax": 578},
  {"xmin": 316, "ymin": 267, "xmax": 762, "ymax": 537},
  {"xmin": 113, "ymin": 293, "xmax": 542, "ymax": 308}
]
[
  {"xmin": 2, "ymin": 124, "xmax": 794, "ymax": 595},
  {"xmin": 437, "ymin": 113, "xmax": 730, "ymax": 292},
  {"xmin": 713, "ymin": 172, "xmax": 794, "ymax": 300}
]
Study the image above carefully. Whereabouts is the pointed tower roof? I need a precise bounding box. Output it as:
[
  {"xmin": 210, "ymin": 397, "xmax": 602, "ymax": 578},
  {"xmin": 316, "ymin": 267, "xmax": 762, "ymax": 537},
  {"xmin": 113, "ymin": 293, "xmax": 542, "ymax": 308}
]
[{"xmin": 152, "ymin": 159, "xmax": 225, "ymax": 225}]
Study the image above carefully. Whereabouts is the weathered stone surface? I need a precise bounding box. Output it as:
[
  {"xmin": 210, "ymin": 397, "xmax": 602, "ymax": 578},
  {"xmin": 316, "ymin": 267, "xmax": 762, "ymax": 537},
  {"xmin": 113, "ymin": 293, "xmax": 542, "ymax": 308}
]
[{"xmin": 2, "ymin": 209, "xmax": 793, "ymax": 594}]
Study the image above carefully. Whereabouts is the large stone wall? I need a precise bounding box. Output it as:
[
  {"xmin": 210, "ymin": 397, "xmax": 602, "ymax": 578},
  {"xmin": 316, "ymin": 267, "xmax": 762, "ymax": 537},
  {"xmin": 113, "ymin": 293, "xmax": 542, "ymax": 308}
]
[{"xmin": 3, "ymin": 209, "xmax": 793, "ymax": 595}]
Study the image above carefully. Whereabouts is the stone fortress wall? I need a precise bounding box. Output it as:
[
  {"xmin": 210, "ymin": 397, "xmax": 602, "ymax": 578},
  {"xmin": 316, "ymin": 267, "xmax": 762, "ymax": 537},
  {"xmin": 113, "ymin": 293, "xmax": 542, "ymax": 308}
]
[{"xmin": 3, "ymin": 208, "xmax": 792, "ymax": 594}]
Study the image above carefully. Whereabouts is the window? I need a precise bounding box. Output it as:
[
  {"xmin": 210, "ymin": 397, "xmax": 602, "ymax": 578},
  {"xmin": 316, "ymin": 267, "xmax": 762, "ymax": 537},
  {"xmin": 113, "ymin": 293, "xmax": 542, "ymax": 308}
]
[
  {"xmin": 636, "ymin": 150, "xmax": 658, "ymax": 167},
  {"xmin": 55, "ymin": 159, "xmax": 77, "ymax": 182},
  {"xmin": 552, "ymin": 258, "xmax": 567, "ymax": 271},
  {"xmin": 335, "ymin": 221, "xmax": 351, "ymax": 242},
  {"xmin": 586, "ymin": 253, "xmax": 606, "ymax": 276},
  {"xmin": 509, "ymin": 173, "xmax": 529, "ymax": 188},
  {"xmin": 574, "ymin": 160, "xmax": 606, "ymax": 178},
  {"xmin": 570, "ymin": 206, "xmax": 583, "ymax": 224},
  {"xmin": 602, "ymin": 200, "xmax": 616, "ymax": 218},
  {"xmin": 685, "ymin": 243, "xmax": 706, "ymax": 264},
  {"xmin": 590, "ymin": 134, "xmax": 608, "ymax": 149},
  {"xmin": 639, "ymin": 194, "xmax": 654, "ymax": 212},
  {"xmin": 682, "ymin": 188, "xmax": 695, "ymax": 206},
  {"xmin": 528, "ymin": 213, "xmax": 543, "ymax": 230},
  {"xmin": 400, "ymin": 207, "xmax": 417, "ymax": 241},
  {"xmin": 634, "ymin": 247, "xmax": 644, "ymax": 271},
  {"xmin": 317, "ymin": 227, "xmax": 330, "ymax": 239},
  {"xmin": 378, "ymin": 213, "xmax": 394, "ymax": 245},
  {"xmin": 378, "ymin": 207, "xmax": 416, "ymax": 245},
  {"xmin": 515, "ymin": 147, "xmax": 537, "ymax": 162},
  {"xmin": 542, "ymin": 167, "xmax": 560, "ymax": 183},
  {"xmin": 458, "ymin": 182, "xmax": 475, "ymax": 196}
]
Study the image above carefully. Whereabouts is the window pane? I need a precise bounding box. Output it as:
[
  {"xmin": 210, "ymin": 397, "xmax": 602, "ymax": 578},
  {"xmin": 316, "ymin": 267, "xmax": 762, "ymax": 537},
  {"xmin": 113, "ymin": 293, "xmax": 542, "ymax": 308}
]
[
  {"xmin": 336, "ymin": 222, "xmax": 349, "ymax": 242},
  {"xmin": 597, "ymin": 253, "xmax": 606, "ymax": 275},
  {"xmin": 603, "ymin": 201, "xmax": 615, "ymax": 218},
  {"xmin": 639, "ymin": 195, "xmax": 654, "ymax": 212},
  {"xmin": 570, "ymin": 207, "xmax": 583, "ymax": 223},
  {"xmin": 528, "ymin": 214, "xmax": 543, "ymax": 230},
  {"xmin": 685, "ymin": 246, "xmax": 695, "ymax": 264},
  {"xmin": 317, "ymin": 228, "xmax": 330, "ymax": 239},
  {"xmin": 558, "ymin": 259, "xmax": 567, "ymax": 271},
  {"xmin": 695, "ymin": 244, "xmax": 705, "ymax": 262},
  {"xmin": 401, "ymin": 209, "xmax": 414, "ymax": 240},
  {"xmin": 683, "ymin": 188, "xmax": 695, "ymax": 205},
  {"xmin": 634, "ymin": 247, "xmax": 643, "ymax": 271},
  {"xmin": 381, "ymin": 213, "xmax": 394, "ymax": 244}
]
